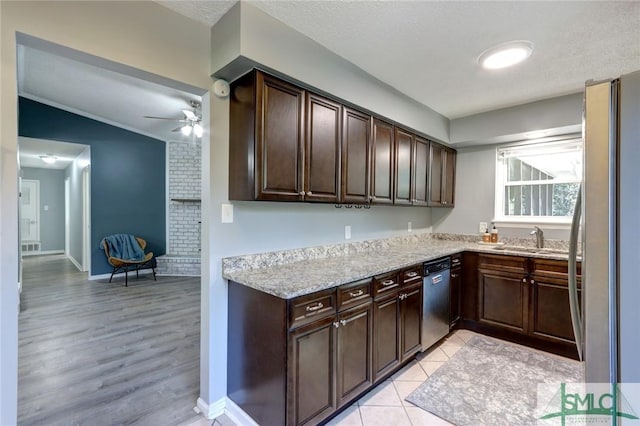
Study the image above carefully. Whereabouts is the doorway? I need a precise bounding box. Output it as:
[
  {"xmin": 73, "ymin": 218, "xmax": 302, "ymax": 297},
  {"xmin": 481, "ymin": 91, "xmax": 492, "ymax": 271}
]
[{"xmin": 20, "ymin": 179, "xmax": 40, "ymax": 253}]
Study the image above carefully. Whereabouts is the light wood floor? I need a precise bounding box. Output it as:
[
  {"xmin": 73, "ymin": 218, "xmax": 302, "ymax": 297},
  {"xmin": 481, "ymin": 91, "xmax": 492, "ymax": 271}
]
[{"xmin": 18, "ymin": 255, "xmax": 202, "ymax": 426}]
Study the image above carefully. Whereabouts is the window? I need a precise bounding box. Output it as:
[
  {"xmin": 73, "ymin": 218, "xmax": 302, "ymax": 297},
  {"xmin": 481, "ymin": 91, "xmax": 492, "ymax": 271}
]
[{"xmin": 495, "ymin": 138, "xmax": 582, "ymax": 223}]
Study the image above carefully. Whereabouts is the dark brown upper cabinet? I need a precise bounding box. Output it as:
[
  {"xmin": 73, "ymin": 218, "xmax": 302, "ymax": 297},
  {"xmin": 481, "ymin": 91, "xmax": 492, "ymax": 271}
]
[
  {"xmin": 412, "ymin": 136, "xmax": 430, "ymax": 206},
  {"xmin": 229, "ymin": 70, "xmax": 305, "ymax": 201},
  {"xmin": 370, "ymin": 118, "xmax": 394, "ymax": 205},
  {"xmin": 341, "ymin": 107, "xmax": 371, "ymax": 204},
  {"xmin": 305, "ymin": 93, "xmax": 342, "ymax": 202},
  {"xmin": 230, "ymin": 69, "xmax": 456, "ymax": 207},
  {"xmin": 428, "ymin": 142, "xmax": 456, "ymax": 207},
  {"xmin": 393, "ymin": 128, "xmax": 414, "ymax": 205}
]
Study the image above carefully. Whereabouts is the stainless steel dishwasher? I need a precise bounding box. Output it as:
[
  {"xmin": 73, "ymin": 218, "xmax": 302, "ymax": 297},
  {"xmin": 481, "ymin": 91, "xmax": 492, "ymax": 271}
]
[{"xmin": 421, "ymin": 256, "xmax": 451, "ymax": 351}]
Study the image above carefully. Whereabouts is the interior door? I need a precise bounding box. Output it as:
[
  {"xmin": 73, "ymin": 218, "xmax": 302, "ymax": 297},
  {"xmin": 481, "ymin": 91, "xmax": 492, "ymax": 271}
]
[{"xmin": 20, "ymin": 179, "xmax": 40, "ymax": 243}]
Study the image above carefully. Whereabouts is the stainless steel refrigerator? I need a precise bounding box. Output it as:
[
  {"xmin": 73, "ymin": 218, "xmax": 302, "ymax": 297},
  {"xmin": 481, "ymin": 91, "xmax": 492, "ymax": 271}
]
[{"xmin": 569, "ymin": 70, "xmax": 640, "ymax": 391}]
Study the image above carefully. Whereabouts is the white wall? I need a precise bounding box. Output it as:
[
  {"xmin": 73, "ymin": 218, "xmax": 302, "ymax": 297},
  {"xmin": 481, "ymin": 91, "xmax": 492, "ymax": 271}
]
[
  {"xmin": 432, "ymin": 143, "xmax": 575, "ymax": 241},
  {"xmin": 0, "ymin": 3, "xmax": 211, "ymax": 423},
  {"xmin": 65, "ymin": 148, "xmax": 89, "ymax": 267}
]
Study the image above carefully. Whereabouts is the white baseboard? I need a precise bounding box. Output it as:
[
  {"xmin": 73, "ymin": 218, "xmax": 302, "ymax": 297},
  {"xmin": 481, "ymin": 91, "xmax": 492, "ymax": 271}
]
[
  {"xmin": 195, "ymin": 397, "xmax": 258, "ymax": 425},
  {"xmin": 21, "ymin": 249, "xmax": 65, "ymax": 257},
  {"xmin": 68, "ymin": 255, "xmax": 83, "ymax": 271},
  {"xmin": 196, "ymin": 397, "xmax": 225, "ymax": 420},
  {"xmin": 224, "ymin": 397, "xmax": 259, "ymax": 426}
]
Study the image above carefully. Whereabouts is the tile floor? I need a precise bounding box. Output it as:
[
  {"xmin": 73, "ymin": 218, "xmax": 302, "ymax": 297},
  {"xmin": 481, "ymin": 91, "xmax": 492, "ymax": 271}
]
[{"xmin": 187, "ymin": 329, "xmax": 476, "ymax": 426}]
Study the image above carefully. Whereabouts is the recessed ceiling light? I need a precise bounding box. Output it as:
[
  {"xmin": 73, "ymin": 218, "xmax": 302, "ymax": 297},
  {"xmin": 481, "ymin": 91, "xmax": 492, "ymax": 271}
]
[
  {"xmin": 39, "ymin": 155, "xmax": 57, "ymax": 164},
  {"xmin": 478, "ymin": 40, "xmax": 534, "ymax": 70}
]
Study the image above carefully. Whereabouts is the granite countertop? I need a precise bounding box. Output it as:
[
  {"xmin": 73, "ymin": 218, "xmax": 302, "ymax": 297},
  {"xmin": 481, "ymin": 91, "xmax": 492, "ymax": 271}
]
[{"xmin": 223, "ymin": 238, "xmax": 574, "ymax": 300}]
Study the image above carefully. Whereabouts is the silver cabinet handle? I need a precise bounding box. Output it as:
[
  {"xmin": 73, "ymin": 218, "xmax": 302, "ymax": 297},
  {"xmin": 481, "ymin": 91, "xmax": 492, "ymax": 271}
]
[
  {"xmin": 406, "ymin": 272, "xmax": 418, "ymax": 278},
  {"xmin": 299, "ymin": 191, "xmax": 305, "ymax": 196},
  {"xmin": 340, "ymin": 319, "xmax": 347, "ymax": 326},
  {"xmin": 399, "ymin": 293, "xmax": 407, "ymax": 300},
  {"xmin": 306, "ymin": 302, "xmax": 324, "ymax": 312},
  {"xmin": 349, "ymin": 289, "xmax": 364, "ymax": 298},
  {"xmin": 381, "ymin": 279, "xmax": 395, "ymax": 286},
  {"xmin": 522, "ymin": 278, "xmax": 527, "ymax": 283},
  {"xmin": 306, "ymin": 191, "xmax": 313, "ymax": 196},
  {"xmin": 530, "ymin": 279, "xmax": 535, "ymax": 284},
  {"xmin": 333, "ymin": 321, "xmax": 340, "ymax": 328}
]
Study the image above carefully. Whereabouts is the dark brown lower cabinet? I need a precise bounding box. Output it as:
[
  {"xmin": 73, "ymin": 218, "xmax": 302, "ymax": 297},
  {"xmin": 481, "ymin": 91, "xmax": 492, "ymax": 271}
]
[
  {"xmin": 465, "ymin": 254, "xmax": 581, "ymax": 359},
  {"xmin": 399, "ymin": 282, "xmax": 422, "ymax": 360},
  {"xmin": 288, "ymin": 315, "xmax": 336, "ymax": 426},
  {"xmin": 372, "ymin": 267, "xmax": 422, "ymax": 382},
  {"xmin": 373, "ymin": 294, "xmax": 400, "ymax": 381},
  {"xmin": 336, "ymin": 303, "xmax": 373, "ymax": 407},
  {"xmin": 478, "ymin": 268, "xmax": 528, "ymax": 333}
]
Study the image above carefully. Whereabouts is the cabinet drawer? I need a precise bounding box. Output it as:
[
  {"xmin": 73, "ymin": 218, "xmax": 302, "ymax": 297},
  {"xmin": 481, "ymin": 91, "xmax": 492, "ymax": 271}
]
[
  {"xmin": 402, "ymin": 265, "xmax": 422, "ymax": 285},
  {"xmin": 289, "ymin": 288, "xmax": 336, "ymax": 329},
  {"xmin": 531, "ymin": 258, "xmax": 582, "ymax": 281},
  {"xmin": 373, "ymin": 271, "xmax": 401, "ymax": 299},
  {"xmin": 478, "ymin": 254, "xmax": 527, "ymax": 275},
  {"xmin": 337, "ymin": 279, "xmax": 372, "ymax": 311}
]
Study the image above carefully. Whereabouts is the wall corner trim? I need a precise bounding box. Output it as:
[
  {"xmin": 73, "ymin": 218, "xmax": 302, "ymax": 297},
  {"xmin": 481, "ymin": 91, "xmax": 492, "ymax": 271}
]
[{"xmin": 196, "ymin": 397, "xmax": 224, "ymax": 420}]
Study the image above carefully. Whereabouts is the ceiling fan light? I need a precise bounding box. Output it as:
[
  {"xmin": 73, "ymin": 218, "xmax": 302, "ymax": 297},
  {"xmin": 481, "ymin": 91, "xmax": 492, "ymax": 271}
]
[
  {"xmin": 478, "ymin": 40, "xmax": 534, "ymax": 70},
  {"xmin": 193, "ymin": 123, "xmax": 203, "ymax": 138},
  {"xmin": 181, "ymin": 125, "xmax": 192, "ymax": 136},
  {"xmin": 40, "ymin": 155, "xmax": 57, "ymax": 164}
]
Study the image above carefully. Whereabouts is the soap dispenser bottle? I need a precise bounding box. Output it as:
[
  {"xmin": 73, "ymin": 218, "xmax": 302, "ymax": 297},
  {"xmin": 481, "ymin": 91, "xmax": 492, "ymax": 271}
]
[{"xmin": 490, "ymin": 224, "xmax": 499, "ymax": 243}]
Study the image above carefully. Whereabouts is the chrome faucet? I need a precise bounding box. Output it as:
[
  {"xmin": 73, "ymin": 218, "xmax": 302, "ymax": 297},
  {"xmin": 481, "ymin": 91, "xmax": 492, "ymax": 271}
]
[{"xmin": 530, "ymin": 226, "xmax": 544, "ymax": 248}]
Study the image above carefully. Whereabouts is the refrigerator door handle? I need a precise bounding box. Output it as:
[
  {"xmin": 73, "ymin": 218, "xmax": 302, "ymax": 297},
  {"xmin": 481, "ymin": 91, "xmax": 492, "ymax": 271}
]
[{"xmin": 568, "ymin": 184, "xmax": 583, "ymax": 361}]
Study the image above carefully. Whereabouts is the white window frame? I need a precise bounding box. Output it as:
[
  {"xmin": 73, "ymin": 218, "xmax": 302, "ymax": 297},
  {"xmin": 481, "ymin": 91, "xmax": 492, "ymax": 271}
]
[{"xmin": 494, "ymin": 136, "xmax": 582, "ymax": 227}]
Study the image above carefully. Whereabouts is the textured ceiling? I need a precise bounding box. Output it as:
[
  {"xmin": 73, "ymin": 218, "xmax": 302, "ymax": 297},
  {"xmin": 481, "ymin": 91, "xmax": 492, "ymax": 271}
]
[{"xmin": 160, "ymin": 0, "xmax": 640, "ymax": 118}]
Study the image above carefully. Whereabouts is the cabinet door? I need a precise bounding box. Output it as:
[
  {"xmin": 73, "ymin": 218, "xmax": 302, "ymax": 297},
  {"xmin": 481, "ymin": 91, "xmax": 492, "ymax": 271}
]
[
  {"xmin": 399, "ymin": 282, "xmax": 422, "ymax": 361},
  {"xmin": 341, "ymin": 108, "xmax": 371, "ymax": 203},
  {"xmin": 370, "ymin": 119, "xmax": 394, "ymax": 204},
  {"xmin": 478, "ymin": 269, "xmax": 528, "ymax": 333},
  {"xmin": 373, "ymin": 294, "xmax": 400, "ymax": 381},
  {"xmin": 450, "ymin": 266, "xmax": 462, "ymax": 328},
  {"xmin": 442, "ymin": 148, "xmax": 456, "ymax": 206},
  {"xmin": 288, "ymin": 316, "xmax": 336, "ymax": 426},
  {"xmin": 427, "ymin": 142, "xmax": 444, "ymax": 206},
  {"xmin": 336, "ymin": 303, "xmax": 373, "ymax": 407},
  {"xmin": 256, "ymin": 73, "xmax": 305, "ymax": 201},
  {"xmin": 394, "ymin": 128, "xmax": 414, "ymax": 205},
  {"xmin": 305, "ymin": 93, "xmax": 341, "ymax": 202},
  {"xmin": 413, "ymin": 137, "xmax": 430, "ymax": 206},
  {"xmin": 529, "ymin": 278, "xmax": 581, "ymax": 344}
]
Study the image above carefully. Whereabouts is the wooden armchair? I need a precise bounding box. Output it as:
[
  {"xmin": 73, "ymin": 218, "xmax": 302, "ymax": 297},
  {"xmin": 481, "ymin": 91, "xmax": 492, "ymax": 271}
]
[{"xmin": 102, "ymin": 236, "xmax": 156, "ymax": 286}]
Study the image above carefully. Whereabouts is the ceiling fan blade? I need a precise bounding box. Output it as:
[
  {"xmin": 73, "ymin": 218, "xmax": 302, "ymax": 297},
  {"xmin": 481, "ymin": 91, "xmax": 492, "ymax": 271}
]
[
  {"xmin": 171, "ymin": 126, "xmax": 183, "ymax": 132},
  {"xmin": 144, "ymin": 115, "xmax": 179, "ymax": 120},
  {"xmin": 182, "ymin": 110, "xmax": 197, "ymax": 121}
]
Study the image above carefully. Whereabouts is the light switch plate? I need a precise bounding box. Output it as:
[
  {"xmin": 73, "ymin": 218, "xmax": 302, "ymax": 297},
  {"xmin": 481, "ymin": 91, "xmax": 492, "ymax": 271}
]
[
  {"xmin": 345, "ymin": 225, "xmax": 351, "ymax": 240},
  {"xmin": 479, "ymin": 222, "xmax": 488, "ymax": 233},
  {"xmin": 221, "ymin": 203, "xmax": 234, "ymax": 223}
]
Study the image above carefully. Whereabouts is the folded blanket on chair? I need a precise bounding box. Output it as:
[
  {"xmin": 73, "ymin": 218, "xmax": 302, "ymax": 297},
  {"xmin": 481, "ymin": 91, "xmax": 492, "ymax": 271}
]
[{"xmin": 101, "ymin": 234, "xmax": 146, "ymax": 261}]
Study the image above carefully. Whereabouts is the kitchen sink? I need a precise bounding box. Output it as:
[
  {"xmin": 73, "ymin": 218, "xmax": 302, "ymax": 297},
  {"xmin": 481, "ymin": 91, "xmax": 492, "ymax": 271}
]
[{"xmin": 491, "ymin": 246, "xmax": 569, "ymax": 255}]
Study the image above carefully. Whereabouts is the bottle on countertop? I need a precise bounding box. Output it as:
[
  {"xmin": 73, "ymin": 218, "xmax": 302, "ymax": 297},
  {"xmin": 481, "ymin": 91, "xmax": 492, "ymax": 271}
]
[
  {"xmin": 482, "ymin": 226, "xmax": 491, "ymax": 243},
  {"xmin": 490, "ymin": 224, "xmax": 499, "ymax": 243}
]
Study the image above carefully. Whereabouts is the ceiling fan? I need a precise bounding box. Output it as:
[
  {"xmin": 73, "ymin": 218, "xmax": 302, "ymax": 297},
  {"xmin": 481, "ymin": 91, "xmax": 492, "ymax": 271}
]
[{"xmin": 144, "ymin": 100, "xmax": 203, "ymax": 137}]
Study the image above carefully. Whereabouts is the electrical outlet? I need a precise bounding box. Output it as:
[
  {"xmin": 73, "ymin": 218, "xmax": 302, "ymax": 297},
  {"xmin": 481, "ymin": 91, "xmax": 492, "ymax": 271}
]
[
  {"xmin": 345, "ymin": 225, "xmax": 351, "ymax": 240},
  {"xmin": 408, "ymin": 221, "xmax": 412, "ymax": 232},
  {"xmin": 479, "ymin": 222, "xmax": 488, "ymax": 233}
]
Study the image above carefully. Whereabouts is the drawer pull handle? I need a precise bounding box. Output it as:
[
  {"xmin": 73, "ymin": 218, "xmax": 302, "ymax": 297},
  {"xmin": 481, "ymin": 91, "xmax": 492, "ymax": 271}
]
[
  {"xmin": 333, "ymin": 321, "xmax": 340, "ymax": 328},
  {"xmin": 381, "ymin": 279, "xmax": 395, "ymax": 286},
  {"xmin": 349, "ymin": 289, "xmax": 364, "ymax": 298},
  {"xmin": 399, "ymin": 293, "xmax": 407, "ymax": 300},
  {"xmin": 340, "ymin": 319, "xmax": 347, "ymax": 326},
  {"xmin": 306, "ymin": 302, "xmax": 324, "ymax": 312},
  {"xmin": 406, "ymin": 272, "xmax": 419, "ymax": 278}
]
